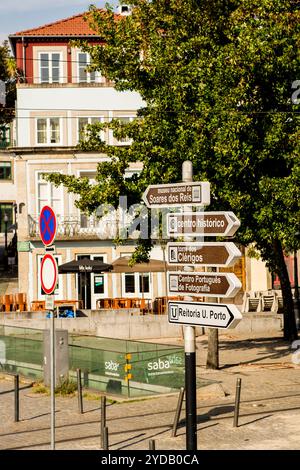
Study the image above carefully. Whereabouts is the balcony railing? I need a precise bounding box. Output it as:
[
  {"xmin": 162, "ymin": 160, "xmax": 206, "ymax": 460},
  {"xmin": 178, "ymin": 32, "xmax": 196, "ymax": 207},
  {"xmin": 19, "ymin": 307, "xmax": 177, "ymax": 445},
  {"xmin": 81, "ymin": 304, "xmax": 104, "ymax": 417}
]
[
  {"xmin": 0, "ymin": 140, "xmax": 10, "ymax": 149},
  {"xmin": 28, "ymin": 213, "xmax": 135, "ymax": 240},
  {"xmin": 0, "ymin": 125, "xmax": 11, "ymax": 149}
]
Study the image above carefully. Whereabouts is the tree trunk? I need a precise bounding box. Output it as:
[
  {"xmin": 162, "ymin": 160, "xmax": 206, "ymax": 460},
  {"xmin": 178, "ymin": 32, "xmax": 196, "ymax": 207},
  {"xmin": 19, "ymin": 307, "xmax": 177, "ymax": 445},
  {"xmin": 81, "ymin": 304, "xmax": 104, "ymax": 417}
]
[
  {"xmin": 273, "ymin": 239, "xmax": 298, "ymax": 341},
  {"xmin": 206, "ymin": 328, "xmax": 219, "ymax": 369}
]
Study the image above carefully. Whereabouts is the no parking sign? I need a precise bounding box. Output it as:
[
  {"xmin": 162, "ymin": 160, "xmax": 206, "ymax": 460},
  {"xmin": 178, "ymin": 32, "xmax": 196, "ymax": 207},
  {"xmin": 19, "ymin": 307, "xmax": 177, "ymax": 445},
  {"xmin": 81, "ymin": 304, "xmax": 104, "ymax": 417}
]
[
  {"xmin": 40, "ymin": 253, "xmax": 58, "ymax": 295},
  {"xmin": 39, "ymin": 206, "xmax": 57, "ymax": 247}
]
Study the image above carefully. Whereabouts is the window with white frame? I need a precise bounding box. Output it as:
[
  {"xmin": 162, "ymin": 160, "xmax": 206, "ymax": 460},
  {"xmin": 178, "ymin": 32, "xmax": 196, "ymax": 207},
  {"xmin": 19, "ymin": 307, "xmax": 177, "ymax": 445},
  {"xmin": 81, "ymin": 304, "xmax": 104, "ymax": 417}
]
[
  {"xmin": 77, "ymin": 117, "xmax": 105, "ymax": 143},
  {"xmin": 39, "ymin": 52, "xmax": 61, "ymax": 83},
  {"xmin": 122, "ymin": 272, "xmax": 151, "ymax": 296},
  {"xmin": 77, "ymin": 52, "xmax": 101, "ymax": 83},
  {"xmin": 78, "ymin": 171, "xmax": 97, "ymax": 228},
  {"xmin": 36, "ymin": 172, "xmax": 63, "ymax": 215},
  {"xmin": 114, "ymin": 116, "xmax": 134, "ymax": 145},
  {"xmin": 36, "ymin": 118, "xmax": 61, "ymax": 145}
]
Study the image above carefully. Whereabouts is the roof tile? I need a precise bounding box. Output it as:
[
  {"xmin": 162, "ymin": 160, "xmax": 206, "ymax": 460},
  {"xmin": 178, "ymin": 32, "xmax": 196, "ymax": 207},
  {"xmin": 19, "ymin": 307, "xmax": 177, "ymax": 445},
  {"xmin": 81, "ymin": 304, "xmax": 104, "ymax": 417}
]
[{"xmin": 11, "ymin": 10, "xmax": 119, "ymax": 37}]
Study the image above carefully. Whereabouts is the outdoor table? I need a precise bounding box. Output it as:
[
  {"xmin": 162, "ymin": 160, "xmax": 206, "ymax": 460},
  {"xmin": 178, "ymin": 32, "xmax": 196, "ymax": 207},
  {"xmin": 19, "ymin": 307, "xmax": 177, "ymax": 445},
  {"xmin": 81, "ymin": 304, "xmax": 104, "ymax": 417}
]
[{"xmin": 31, "ymin": 300, "xmax": 46, "ymax": 311}]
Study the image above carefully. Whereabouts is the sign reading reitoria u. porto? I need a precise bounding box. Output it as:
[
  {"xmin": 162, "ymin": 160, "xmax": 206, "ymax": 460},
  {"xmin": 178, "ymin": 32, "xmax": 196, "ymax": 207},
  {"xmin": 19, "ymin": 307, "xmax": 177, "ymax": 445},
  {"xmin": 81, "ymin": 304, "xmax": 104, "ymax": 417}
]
[{"xmin": 168, "ymin": 301, "xmax": 242, "ymax": 329}]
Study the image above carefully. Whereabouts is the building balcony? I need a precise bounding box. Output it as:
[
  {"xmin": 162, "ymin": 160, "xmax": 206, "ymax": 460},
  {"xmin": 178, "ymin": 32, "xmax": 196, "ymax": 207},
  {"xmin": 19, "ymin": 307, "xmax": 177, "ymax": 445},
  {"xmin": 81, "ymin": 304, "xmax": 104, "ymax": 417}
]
[
  {"xmin": 27, "ymin": 213, "xmax": 140, "ymax": 241},
  {"xmin": 17, "ymin": 80, "xmax": 115, "ymax": 89},
  {"xmin": 0, "ymin": 140, "xmax": 10, "ymax": 149},
  {"xmin": 0, "ymin": 125, "xmax": 11, "ymax": 149}
]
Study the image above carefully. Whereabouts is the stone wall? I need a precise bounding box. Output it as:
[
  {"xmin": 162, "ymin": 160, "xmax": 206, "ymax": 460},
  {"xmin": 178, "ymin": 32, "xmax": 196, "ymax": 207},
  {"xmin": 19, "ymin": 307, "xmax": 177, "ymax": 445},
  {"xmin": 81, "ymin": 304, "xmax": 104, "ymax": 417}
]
[{"xmin": 0, "ymin": 309, "xmax": 284, "ymax": 340}]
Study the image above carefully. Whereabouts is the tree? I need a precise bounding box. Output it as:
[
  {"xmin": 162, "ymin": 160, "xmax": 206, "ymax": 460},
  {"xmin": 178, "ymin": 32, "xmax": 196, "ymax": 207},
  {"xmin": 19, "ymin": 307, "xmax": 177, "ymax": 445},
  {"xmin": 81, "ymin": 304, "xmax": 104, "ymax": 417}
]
[
  {"xmin": 46, "ymin": 0, "xmax": 300, "ymax": 342},
  {"xmin": 0, "ymin": 41, "xmax": 17, "ymax": 125}
]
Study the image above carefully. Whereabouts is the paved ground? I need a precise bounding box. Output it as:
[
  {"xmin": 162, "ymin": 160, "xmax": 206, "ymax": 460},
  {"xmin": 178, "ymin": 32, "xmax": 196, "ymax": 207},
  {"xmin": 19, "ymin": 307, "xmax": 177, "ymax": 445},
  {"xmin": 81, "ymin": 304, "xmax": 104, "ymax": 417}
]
[{"xmin": 1, "ymin": 332, "xmax": 300, "ymax": 450}]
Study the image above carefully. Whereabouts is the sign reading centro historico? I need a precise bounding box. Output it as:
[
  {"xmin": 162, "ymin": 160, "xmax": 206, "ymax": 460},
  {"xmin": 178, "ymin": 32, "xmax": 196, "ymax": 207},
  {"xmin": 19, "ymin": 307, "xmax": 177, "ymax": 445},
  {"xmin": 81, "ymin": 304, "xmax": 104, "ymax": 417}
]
[
  {"xmin": 167, "ymin": 242, "xmax": 241, "ymax": 267},
  {"xmin": 168, "ymin": 301, "xmax": 242, "ymax": 329},
  {"xmin": 167, "ymin": 211, "xmax": 240, "ymax": 237},
  {"xmin": 143, "ymin": 182, "xmax": 210, "ymax": 208},
  {"xmin": 168, "ymin": 271, "xmax": 241, "ymax": 298}
]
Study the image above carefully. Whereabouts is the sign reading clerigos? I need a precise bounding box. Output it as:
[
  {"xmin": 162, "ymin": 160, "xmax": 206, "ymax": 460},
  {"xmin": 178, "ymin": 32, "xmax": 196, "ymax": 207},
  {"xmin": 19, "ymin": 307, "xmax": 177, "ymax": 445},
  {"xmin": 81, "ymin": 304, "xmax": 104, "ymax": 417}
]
[{"xmin": 167, "ymin": 242, "xmax": 241, "ymax": 267}]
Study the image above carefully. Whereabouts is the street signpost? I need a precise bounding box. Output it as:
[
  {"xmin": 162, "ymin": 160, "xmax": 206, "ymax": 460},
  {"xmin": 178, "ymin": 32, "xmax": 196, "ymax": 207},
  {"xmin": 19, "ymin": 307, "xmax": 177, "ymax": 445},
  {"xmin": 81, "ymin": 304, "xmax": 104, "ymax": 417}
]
[
  {"xmin": 143, "ymin": 162, "xmax": 243, "ymax": 452},
  {"xmin": 167, "ymin": 211, "xmax": 240, "ymax": 237},
  {"xmin": 39, "ymin": 205, "xmax": 57, "ymax": 247},
  {"xmin": 40, "ymin": 253, "xmax": 58, "ymax": 295},
  {"xmin": 142, "ymin": 181, "xmax": 210, "ymax": 208},
  {"xmin": 167, "ymin": 242, "xmax": 241, "ymax": 267},
  {"xmin": 168, "ymin": 271, "xmax": 242, "ymax": 298},
  {"xmin": 168, "ymin": 301, "xmax": 242, "ymax": 329},
  {"xmin": 39, "ymin": 205, "xmax": 57, "ymax": 451}
]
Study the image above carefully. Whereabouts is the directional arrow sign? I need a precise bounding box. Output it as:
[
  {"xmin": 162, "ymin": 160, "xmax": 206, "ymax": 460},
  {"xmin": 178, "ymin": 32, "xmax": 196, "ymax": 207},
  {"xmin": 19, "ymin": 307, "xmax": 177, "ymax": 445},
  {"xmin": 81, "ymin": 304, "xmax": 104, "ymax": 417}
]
[
  {"xmin": 167, "ymin": 211, "xmax": 240, "ymax": 237},
  {"xmin": 168, "ymin": 271, "xmax": 241, "ymax": 298},
  {"xmin": 167, "ymin": 242, "xmax": 241, "ymax": 267},
  {"xmin": 143, "ymin": 182, "xmax": 210, "ymax": 208},
  {"xmin": 168, "ymin": 301, "xmax": 242, "ymax": 329}
]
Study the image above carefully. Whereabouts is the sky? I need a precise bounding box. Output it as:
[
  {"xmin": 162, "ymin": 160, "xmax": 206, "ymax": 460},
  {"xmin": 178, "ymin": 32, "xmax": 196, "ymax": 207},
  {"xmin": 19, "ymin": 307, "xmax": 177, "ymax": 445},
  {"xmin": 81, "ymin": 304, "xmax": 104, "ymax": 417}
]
[{"xmin": 0, "ymin": 0, "xmax": 118, "ymax": 44}]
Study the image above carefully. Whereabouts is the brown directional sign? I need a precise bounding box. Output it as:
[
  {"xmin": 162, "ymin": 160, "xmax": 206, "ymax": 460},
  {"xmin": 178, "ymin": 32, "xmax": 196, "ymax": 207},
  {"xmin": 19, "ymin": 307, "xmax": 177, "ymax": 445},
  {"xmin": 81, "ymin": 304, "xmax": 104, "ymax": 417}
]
[
  {"xmin": 167, "ymin": 211, "xmax": 240, "ymax": 237},
  {"xmin": 167, "ymin": 242, "xmax": 241, "ymax": 267},
  {"xmin": 142, "ymin": 182, "xmax": 210, "ymax": 208},
  {"xmin": 168, "ymin": 272, "xmax": 241, "ymax": 298}
]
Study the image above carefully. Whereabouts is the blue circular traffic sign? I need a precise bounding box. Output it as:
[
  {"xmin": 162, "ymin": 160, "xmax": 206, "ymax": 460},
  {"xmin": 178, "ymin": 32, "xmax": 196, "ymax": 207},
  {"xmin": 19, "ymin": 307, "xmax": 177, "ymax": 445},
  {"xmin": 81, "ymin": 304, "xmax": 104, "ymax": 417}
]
[{"xmin": 39, "ymin": 206, "xmax": 57, "ymax": 247}]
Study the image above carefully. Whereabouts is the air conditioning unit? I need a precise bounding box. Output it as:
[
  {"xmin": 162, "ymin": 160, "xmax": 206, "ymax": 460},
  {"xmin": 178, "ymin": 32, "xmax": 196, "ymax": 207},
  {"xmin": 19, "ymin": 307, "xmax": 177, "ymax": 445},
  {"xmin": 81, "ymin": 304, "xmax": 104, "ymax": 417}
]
[{"xmin": 118, "ymin": 4, "xmax": 132, "ymax": 16}]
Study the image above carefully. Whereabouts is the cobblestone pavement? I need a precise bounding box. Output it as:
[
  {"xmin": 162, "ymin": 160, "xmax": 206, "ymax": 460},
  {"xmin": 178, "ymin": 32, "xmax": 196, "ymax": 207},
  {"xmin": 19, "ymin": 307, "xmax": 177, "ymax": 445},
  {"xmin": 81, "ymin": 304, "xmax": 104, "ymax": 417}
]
[{"xmin": 1, "ymin": 333, "xmax": 300, "ymax": 450}]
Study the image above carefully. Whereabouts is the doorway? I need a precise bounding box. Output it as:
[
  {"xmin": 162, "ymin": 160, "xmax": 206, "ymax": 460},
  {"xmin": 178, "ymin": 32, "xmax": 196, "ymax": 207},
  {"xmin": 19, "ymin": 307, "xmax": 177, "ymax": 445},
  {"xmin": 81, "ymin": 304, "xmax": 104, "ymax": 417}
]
[{"xmin": 76, "ymin": 254, "xmax": 107, "ymax": 309}]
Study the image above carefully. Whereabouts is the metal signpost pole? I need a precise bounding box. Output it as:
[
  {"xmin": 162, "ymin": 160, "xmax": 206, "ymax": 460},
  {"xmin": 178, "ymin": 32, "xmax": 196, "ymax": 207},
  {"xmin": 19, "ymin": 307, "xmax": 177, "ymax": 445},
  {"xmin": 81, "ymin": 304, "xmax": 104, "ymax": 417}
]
[
  {"xmin": 182, "ymin": 160, "xmax": 197, "ymax": 451},
  {"xmin": 50, "ymin": 306, "xmax": 56, "ymax": 450},
  {"xmin": 39, "ymin": 206, "xmax": 57, "ymax": 451}
]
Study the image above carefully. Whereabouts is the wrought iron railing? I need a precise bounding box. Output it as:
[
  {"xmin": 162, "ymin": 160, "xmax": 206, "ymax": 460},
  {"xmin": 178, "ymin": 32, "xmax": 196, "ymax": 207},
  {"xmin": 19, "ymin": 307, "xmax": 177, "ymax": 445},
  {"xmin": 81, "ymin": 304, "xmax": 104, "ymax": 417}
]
[{"xmin": 27, "ymin": 213, "xmax": 136, "ymax": 240}]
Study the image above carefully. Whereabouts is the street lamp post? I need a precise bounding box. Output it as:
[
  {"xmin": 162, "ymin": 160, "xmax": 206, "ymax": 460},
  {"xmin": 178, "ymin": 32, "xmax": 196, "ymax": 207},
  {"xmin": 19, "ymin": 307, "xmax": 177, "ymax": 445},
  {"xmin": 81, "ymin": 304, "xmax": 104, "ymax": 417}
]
[{"xmin": 4, "ymin": 212, "xmax": 8, "ymax": 270}]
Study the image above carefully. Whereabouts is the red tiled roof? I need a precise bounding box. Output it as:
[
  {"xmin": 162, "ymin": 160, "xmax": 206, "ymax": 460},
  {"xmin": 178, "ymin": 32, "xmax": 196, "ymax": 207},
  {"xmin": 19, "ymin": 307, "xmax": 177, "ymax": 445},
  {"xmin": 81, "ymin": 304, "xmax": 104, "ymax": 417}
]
[{"xmin": 11, "ymin": 10, "xmax": 119, "ymax": 37}]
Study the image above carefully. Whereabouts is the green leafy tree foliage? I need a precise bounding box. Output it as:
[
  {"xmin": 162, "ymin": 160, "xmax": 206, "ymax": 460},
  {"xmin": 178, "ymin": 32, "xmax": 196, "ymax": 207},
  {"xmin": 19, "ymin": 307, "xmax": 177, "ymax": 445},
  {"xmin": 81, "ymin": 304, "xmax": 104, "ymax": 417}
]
[
  {"xmin": 46, "ymin": 1, "xmax": 300, "ymax": 341},
  {"xmin": 0, "ymin": 41, "xmax": 17, "ymax": 124}
]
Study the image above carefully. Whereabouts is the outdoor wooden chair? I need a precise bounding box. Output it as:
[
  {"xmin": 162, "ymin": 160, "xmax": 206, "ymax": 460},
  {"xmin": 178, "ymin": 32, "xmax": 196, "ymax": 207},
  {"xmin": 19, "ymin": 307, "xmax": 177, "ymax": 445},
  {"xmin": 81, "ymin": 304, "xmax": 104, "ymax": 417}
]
[
  {"xmin": 14, "ymin": 293, "xmax": 27, "ymax": 312},
  {"xmin": 242, "ymin": 292, "xmax": 262, "ymax": 313},
  {"xmin": 4, "ymin": 294, "xmax": 13, "ymax": 312},
  {"xmin": 261, "ymin": 294, "xmax": 276, "ymax": 312}
]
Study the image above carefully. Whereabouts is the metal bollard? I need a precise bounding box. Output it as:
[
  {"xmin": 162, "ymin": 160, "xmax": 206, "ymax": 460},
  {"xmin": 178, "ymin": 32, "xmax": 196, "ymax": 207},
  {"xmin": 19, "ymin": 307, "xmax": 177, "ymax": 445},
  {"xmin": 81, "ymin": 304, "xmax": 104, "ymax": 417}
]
[
  {"xmin": 14, "ymin": 374, "xmax": 19, "ymax": 422},
  {"xmin": 76, "ymin": 368, "xmax": 83, "ymax": 414},
  {"xmin": 83, "ymin": 369, "xmax": 89, "ymax": 387},
  {"xmin": 103, "ymin": 426, "xmax": 109, "ymax": 450},
  {"xmin": 172, "ymin": 387, "xmax": 185, "ymax": 437},
  {"xmin": 100, "ymin": 395, "xmax": 107, "ymax": 448},
  {"xmin": 233, "ymin": 378, "xmax": 242, "ymax": 427},
  {"xmin": 149, "ymin": 439, "xmax": 156, "ymax": 450}
]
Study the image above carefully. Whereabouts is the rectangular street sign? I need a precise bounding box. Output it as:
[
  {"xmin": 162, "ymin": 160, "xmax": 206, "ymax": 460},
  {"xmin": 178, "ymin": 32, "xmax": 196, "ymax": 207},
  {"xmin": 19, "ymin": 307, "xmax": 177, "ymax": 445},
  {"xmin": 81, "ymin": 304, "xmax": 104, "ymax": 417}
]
[
  {"xmin": 167, "ymin": 242, "xmax": 241, "ymax": 267},
  {"xmin": 143, "ymin": 182, "xmax": 210, "ymax": 208},
  {"xmin": 45, "ymin": 295, "xmax": 54, "ymax": 311},
  {"xmin": 168, "ymin": 301, "xmax": 242, "ymax": 329},
  {"xmin": 168, "ymin": 271, "xmax": 241, "ymax": 298},
  {"xmin": 167, "ymin": 211, "xmax": 240, "ymax": 237}
]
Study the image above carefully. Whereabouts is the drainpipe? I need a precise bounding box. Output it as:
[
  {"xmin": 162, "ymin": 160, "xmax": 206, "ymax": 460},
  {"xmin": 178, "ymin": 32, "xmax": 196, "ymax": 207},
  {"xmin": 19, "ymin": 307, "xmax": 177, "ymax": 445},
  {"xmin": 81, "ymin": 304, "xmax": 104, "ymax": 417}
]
[{"xmin": 22, "ymin": 37, "xmax": 26, "ymax": 82}]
